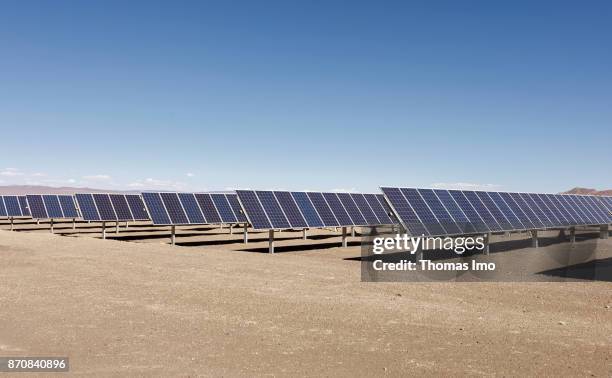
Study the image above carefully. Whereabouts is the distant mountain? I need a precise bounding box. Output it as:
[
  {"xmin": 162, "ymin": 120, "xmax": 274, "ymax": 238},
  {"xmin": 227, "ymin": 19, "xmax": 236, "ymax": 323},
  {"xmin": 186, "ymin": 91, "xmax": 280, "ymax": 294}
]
[
  {"xmin": 562, "ymin": 187, "xmax": 612, "ymax": 196},
  {"xmin": 0, "ymin": 185, "xmax": 132, "ymax": 195}
]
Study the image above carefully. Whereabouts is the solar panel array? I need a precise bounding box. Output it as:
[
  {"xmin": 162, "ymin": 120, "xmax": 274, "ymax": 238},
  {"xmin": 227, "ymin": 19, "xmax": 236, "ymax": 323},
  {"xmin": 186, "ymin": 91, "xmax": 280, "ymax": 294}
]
[
  {"xmin": 141, "ymin": 192, "xmax": 247, "ymax": 225},
  {"xmin": 25, "ymin": 195, "xmax": 79, "ymax": 219},
  {"xmin": 75, "ymin": 194, "xmax": 150, "ymax": 221},
  {"xmin": 235, "ymin": 191, "xmax": 395, "ymax": 230},
  {"xmin": 0, "ymin": 195, "xmax": 31, "ymax": 218},
  {"xmin": 381, "ymin": 187, "xmax": 612, "ymax": 237}
]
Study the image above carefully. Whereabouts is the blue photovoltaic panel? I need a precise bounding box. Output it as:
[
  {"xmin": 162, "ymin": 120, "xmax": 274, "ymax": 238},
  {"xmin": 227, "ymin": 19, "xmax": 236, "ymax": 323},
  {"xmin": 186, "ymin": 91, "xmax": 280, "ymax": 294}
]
[
  {"xmin": 226, "ymin": 194, "xmax": 247, "ymax": 223},
  {"xmin": 307, "ymin": 192, "xmax": 339, "ymax": 227},
  {"xmin": 417, "ymin": 189, "xmax": 462, "ymax": 235},
  {"xmin": 160, "ymin": 193, "xmax": 189, "ymax": 224},
  {"xmin": 475, "ymin": 192, "xmax": 513, "ymax": 231},
  {"xmin": 432, "ymin": 189, "xmax": 476, "ymax": 234},
  {"xmin": 291, "ymin": 192, "xmax": 324, "ymax": 228},
  {"xmin": 538, "ymin": 194, "xmax": 569, "ymax": 226},
  {"xmin": 401, "ymin": 188, "xmax": 446, "ymax": 235},
  {"xmin": 548, "ymin": 195, "xmax": 578, "ymax": 225},
  {"xmin": 4, "ymin": 196, "xmax": 22, "ymax": 217},
  {"xmin": 178, "ymin": 193, "xmax": 205, "ymax": 224},
  {"xmin": 336, "ymin": 193, "xmax": 367, "ymax": 226},
  {"xmin": 255, "ymin": 191, "xmax": 290, "ymax": 229},
  {"xmin": 487, "ymin": 192, "xmax": 524, "ymax": 230},
  {"xmin": 533, "ymin": 193, "xmax": 564, "ymax": 227},
  {"xmin": 566, "ymin": 195, "xmax": 597, "ymax": 224},
  {"xmin": 520, "ymin": 193, "xmax": 554, "ymax": 228},
  {"xmin": 350, "ymin": 193, "xmax": 380, "ymax": 225},
  {"xmin": 508, "ymin": 192, "xmax": 545, "ymax": 228},
  {"xmin": 211, "ymin": 194, "xmax": 238, "ymax": 224},
  {"xmin": 142, "ymin": 193, "xmax": 171, "ymax": 225},
  {"xmin": 109, "ymin": 194, "xmax": 133, "ymax": 221},
  {"xmin": 498, "ymin": 192, "xmax": 536, "ymax": 229},
  {"xmin": 363, "ymin": 193, "xmax": 393, "ymax": 225},
  {"xmin": 585, "ymin": 196, "xmax": 611, "ymax": 223},
  {"xmin": 126, "ymin": 195, "xmax": 149, "ymax": 220},
  {"xmin": 26, "ymin": 195, "xmax": 47, "ymax": 219},
  {"xmin": 194, "ymin": 194, "xmax": 222, "ymax": 224},
  {"xmin": 581, "ymin": 195, "xmax": 607, "ymax": 223},
  {"xmin": 601, "ymin": 197, "xmax": 612, "ymax": 212},
  {"xmin": 93, "ymin": 194, "xmax": 117, "ymax": 221},
  {"xmin": 59, "ymin": 195, "xmax": 79, "ymax": 218},
  {"xmin": 460, "ymin": 191, "xmax": 502, "ymax": 231},
  {"xmin": 377, "ymin": 194, "xmax": 398, "ymax": 223},
  {"xmin": 274, "ymin": 191, "xmax": 308, "ymax": 228},
  {"xmin": 43, "ymin": 195, "xmax": 64, "ymax": 218},
  {"xmin": 75, "ymin": 194, "xmax": 100, "ymax": 221},
  {"xmin": 0, "ymin": 197, "xmax": 8, "ymax": 217},
  {"xmin": 556, "ymin": 195, "xmax": 586, "ymax": 224},
  {"xmin": 322, "ymin": 193, "xmax": 353, "ymax": 226},
  {"xmin": 18, "ymin": 196, "xmax": 30, "ymax": 217},
  {"xmin": 447, "ymin": 190, "xmax": 490, "ymax": 233},
  {"xmin": 235, "ymin": 191, "xmax": 272, "ymax": 229},
  {"xmin": 381, "ymin": 187, "xmax": 429, "ymax": 236}
]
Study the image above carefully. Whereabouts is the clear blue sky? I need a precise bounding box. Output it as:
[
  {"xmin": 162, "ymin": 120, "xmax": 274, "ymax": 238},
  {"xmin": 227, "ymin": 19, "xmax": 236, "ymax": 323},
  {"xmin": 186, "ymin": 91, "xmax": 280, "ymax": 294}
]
[{"xmin": 1, "ymin": 0, "xmax": 610, "ymax": 193}]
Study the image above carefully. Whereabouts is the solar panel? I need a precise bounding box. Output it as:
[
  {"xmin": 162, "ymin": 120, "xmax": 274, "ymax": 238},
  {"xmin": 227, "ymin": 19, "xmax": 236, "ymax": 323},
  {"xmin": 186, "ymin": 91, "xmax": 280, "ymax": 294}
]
[
  {"xmin": 194, "ymin": 194, "xmax": 222, "ymax": 224},
  {"xmin": 142, "ymin": 192, "xmax": 171, "ymax": 225},
  {"xmin": 507, "ymin": 192, "xmax": 544, "ymax": 228},
  {"xmin": 462, "ymin": 191, "xmax": 502, "ymax": 231},
  {"xmin": 274, "ymin": 191, "xmax": 308, "ymax": 228},
  {"xmin": 487, "ymin": 192, "xmax": 524, "ymax": 230},
  {"xmin": 570, "ymin": 195, "xmax": 600, "ymax": 224},
  {"xmin": 159, "ymin": 193, "xmax": 189, "ymax": 224},
  {"xmin": 255, "ymin": 191, "xmax": 290, "ymax": 229},
  {"xmin": 363, "ymin": 193, "xmax": 393, "ymax": 225},
  {"xmin": 235, "ymin": 190, "xmax": 272, "ymax": 229},
  {"xmin": 0, "ymin": 197, "xmax": 8, "ymax": 217},
  {"xmin": 336, "ymin": 193, "xmax": 366, "ymax": 226},
  {"xmin": 226, "ymin": 194, "xmax": 248, "ymax": 223},
  {"xmin": 520, "ymin": 193, "xmax": 555, "ymax": 228},
  {"xmin": 547, "ymin": 194, "xmax": 577, "ymax": 225},
  {"xmin": 178, "ymin": 193, "xmax": 205, "ymax": 224},
  {"xmin": 381, "ymin": 187, "xmax": 430, "ymax": 236},
  {"xmin": 600, "ymin": 197, "xmax": 612, "ymax": 212},
  {"xmin": 497, "ymin": 192, "xmax": 535, "ymax": 229},
  {"xmin": 306, "ymin": 192, "xmax": 339, "ymax": 227},
  {"xmin": 92, "ymin": 194, "xmax": 117, "ymax": 221},
  {"xmin": 291, "ymin": 192, "xmax": 324, "ymax": 228},
  {"xmin": 350, "ymin": 193, "xmax": 380, "ymax": 225},
  {"xmin": 322, "ymin": 193, "xmax": 353, "ymax": 226},
  {"xmin": 538, "ymin": 194, "xmax": 568, "ymax": 226},
  {"xmin": 18, "ymin": 196, "xmax": 30, "ymax": 217},
  {"xmin": 475, "ymin": 191, "xmax": 513, "ymax": 231},
  {"xmin": 585, "ymin": 196, "xmax": 611, "ymax": 223},
  {"xmin": 26, "ymin": 195, "xmax": 47, "ymax": 218},
  {"xmin": 432, "ymin": 189, "xmax": 476, "ymax": 233},
  {"xmin": 43, "ymin": 195, "xmax": 64, "ymax": 218},
  {"xmin": 533, "ymin": 193, "xmax": 563, "ymax": 227},
  {"xmin": 107, "ymin": 194, "xmax": 133, "ymax": 221},
  {"xmin": 58, "ymin": 195, "xmax": 79, "ymax": 218},
  {"xmin": 416, "ymin": 189, "xmax": 462, "ymax": 235},
  {"xmin": 556, "ymin": 195, "xmax": 586, "ymax": 224},
  {"xmin": 3, "ymin": 196, "xmax": 22, "ymax": 217},
  {"xmin": 211, "ymin": 194, "xmax": 238, "ymax": 224},
  {"xmin": 125, "ymin": 194, "xmax": 149, "ymax": 220},
  {"xmin": 75, "ymin": 194, "xmax": 100, "ymax": 221}
]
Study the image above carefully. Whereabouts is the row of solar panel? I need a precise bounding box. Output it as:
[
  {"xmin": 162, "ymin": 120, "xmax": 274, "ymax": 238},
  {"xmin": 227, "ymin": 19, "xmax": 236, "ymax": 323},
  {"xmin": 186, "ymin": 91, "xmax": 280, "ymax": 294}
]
[
  {"xmin": 141, "ymin": 192, "xmax": 247, "ymax": 225},
  {"xmin": 75, "ymin": 194, "xmax": 149, "ymax": 221},
  {"xmin": 382, "ymin": 188, "xmax": 612, "ymax": 237},
  {"xmin": 0, "ymin": 196, "xmax": 30, "ymax": 217},
  {"xmin": 24, "ymin": 195, "xmax": 79, "ymax": 219},
  {"xmin": 235, "ymin": 191, "xmax": 394, "ymax": 230}
]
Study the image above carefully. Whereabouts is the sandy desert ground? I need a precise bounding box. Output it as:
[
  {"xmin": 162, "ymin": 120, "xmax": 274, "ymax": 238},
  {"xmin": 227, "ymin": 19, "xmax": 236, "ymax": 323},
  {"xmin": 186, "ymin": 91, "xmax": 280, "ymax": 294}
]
[{"xmin": 0, "ymin": 220, "xmax": 611, "ymax": 376}]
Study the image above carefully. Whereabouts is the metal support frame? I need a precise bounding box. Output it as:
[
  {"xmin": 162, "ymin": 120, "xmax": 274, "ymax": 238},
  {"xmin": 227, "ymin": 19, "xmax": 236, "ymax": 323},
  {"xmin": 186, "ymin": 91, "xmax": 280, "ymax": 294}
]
[
  {"xmin": 570, "ymin": 227, "xmax": 576, "ymax": 244},
  {"xmin": 72, "ymin": 218, "xmax": 76, "ymax": 230},
  {"xmin": 116, "ymin": 221, "xmax": 120, "ymax": 235},
  {"xmin": 50, "ymin": 219, "xmax": 54, "ymax": 234},
  {"xmin": 171, "ymin": 225, "xmax": 176, "ymax": 245},
  {"xmin": 414, "ymin": 241, "xmax": 423, "ymax": 262},
  {"xmin": 351, "ymin": 227, "xmax": 355, "ymax": 237},
  {"xmin": 268, "ymin": 229, "xmax": 275, "ymax": 254},
  {"xmin": 600, "ymin": 225, "xmax": 609, "ymax": 240},
  {"xmin": 341, "ymin": 226, "xmax": 348, "ymax": 248},
  {"xmin": 125, "ymin": 221, "xmax": 129, "ymax": 229},
  {"xmin": 531, "ymin": 230, "xmax": 539, "ymax": 248},
  {"xmin": 37, "ymin": 219, "xmax": 40, "ymax": 225},
  {"xmin": 243, "ymin": 223, "xmax": 248, "ymax": 244},
  {"xmin": 229, "ymin": 224, "xmax": 233, "ymax": 235},
  {"xmin": 10, "ymin": 217, "xmax": 14, "ymax": 231},
  {"xmin": 102, "ymin": 222, "xmax": 106, "ymax": 239},
  {"xmin": 302, "ymin": 228, "xmax": 307, "ymax": 240},
  {"xmin": 483, "ymin": 233, "xmax": 491, "ymax": 255}
]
